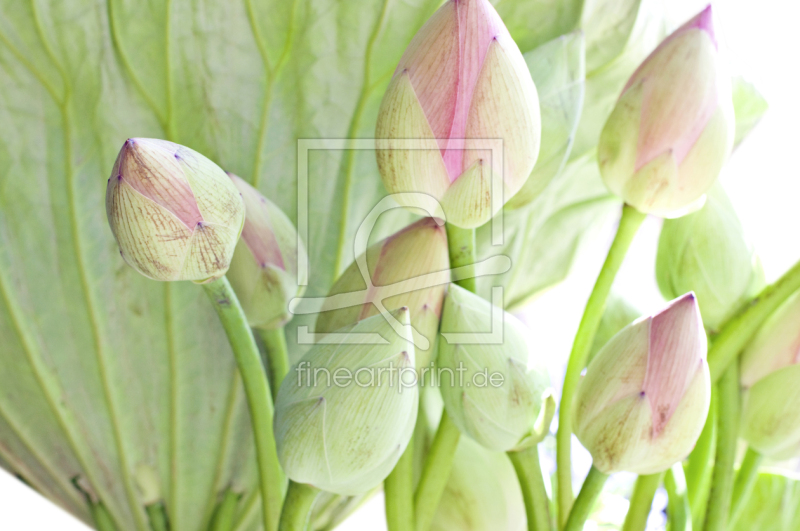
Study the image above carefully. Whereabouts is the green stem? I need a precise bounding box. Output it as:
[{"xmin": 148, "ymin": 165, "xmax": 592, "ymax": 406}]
[
  {"xmin": 385, "ymin": 440, "xmax": 415, "ymax": 531},
  {"xmin": 708, "ymin": 259, "xmax": 800, "ymax": 382},
  {"xmin": 622, "ymin": 473, "xmax": 663, "ymax": 531},
  {"xmin": 445, "ymin": 223, "xmax": 476, "ymax": 293},
  {"xmin": 413, "ymin": 411, "xmax": 461, "ymax": 531},
  {"xmin": 556, "ymin": 204, "xmax": 646, "ymax": 527},
  {"xmin": 664, "ymin": 464, "xmax": 691, "ymax": 531},
  {"xmin": 278, "ymin": 481, "xmax": 319, "ymax": 531},
  {"xmin": 703, "ymin": 364, "xmax": 740, "ymax": 531},
  {"xmin": 686, "ymin": 390, "xmax": 718, "ymax": 530},
  {"xmin": 145, "ymin": 503, "xmax": 170, "ymax": 531},
  {"xmin": 508, "ymin": 446, "xmax": 553, "ymax": 531},
  {"xmin": 729, "ymin": 447, "xmax": 762, "ymax": 527},
  {"xmin": 260, "ymin": 327, "xmax": 290, "ymax": 401},
  {"xmin": 202, "ymin": 277, "xmax": 284, "ymax": 531},
  {"xmin": 209, "ymin": 490, "xmax": 241, "ymax": 531},
  {"xmin": 563, "ymin": 466, "xmax": 608, "ymax": 531},
  {"xmin": 91, "ymin": 502, "xmax": 120, "ymax": 531}
]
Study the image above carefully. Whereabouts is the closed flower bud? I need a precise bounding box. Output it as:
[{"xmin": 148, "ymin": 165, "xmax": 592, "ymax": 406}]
[
  {"xmin": 376, "ymin": 0, "xmax": 541, "ymax": 228},
  {"xmin": 574, "ymin": 293, "xmax": 711, "ymax": 474},
  {"xmin": 432, "ymin": 436, "xmax": 526, "ymax": 531},
  {"xmin": 226, "ymin": 173, "xmax": 306, "ymax": 329},
  {"xmin": 657, "ymin": 183, "xmax": 764, "ymax": 331},
  {"xmin": 597, "ymin": 6, "xmax": 735, "ymax": 217},
  {"xmin": 437, "ymin": 284, "xmax": 554, "ymax": 452},
  {"xmin": 274, "ymin": 309, "xmax": 418, "ymax": 495},
  {"xmin": 315, "ymin": 217, "xmax": 449, "ymax": 368},
  {"xmin": 740, "ymin": 291, "xmax": 800, "ymax": 458},
  {"xmin": 105, "ymin": 138, "xmax": 245, "ymax": 282}
]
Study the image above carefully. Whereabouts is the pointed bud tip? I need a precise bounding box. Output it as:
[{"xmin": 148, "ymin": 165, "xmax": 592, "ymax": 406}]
[{"xmin": 684, "ymin": 4, "xmax": 716, "ymax": 47}]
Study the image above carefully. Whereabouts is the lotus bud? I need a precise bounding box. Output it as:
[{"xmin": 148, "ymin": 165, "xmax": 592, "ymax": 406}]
[
  {"xmin": 740, "ymin": 291, "xmax": 800, "ymax": 458},
  {"xmin": 588, "ymin": 293, "xmax": 642, "ymax": 364},
  {"xmin": 437, "ymin": 284, "xmax": 554, "ymax": 452},
  {"xmin": 225, "ymin": 173, "xmax": 307, "ymax": 329},
  {"xmin": 315, "ymin": 217, "xmax": 449, "ymax": 368},
  {"xmin": 657, "ymin": 183, "xmax": 764, "ymax": 331},
  {"xmin": 597, "ymin": 6, "xmax": 735, "ymax": 217},
  {"xmin": 432, "ymin": 436, "xmax": 526, "ymax": 531},
  {"xmin": 574, "ymin": 293, "xmax": 711, "ymax": 474},
  {"xmin": 105, "ymin": 138, "xmax": 245, "ymax": 282},
  {"xmin": 274, "ymin": 308, "xmax": 418, "ymax": 495},
  {"xmin": 376, "ymin": 0, "xmax": 541, "ymax": 228}
]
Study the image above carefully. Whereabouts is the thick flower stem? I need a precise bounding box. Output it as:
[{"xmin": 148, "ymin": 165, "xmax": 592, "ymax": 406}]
[
  {"xmin": 445, "ymin": 223, "xmax": 476, "ymax": 293},
  {"xmin": 414, "ymin": 412, "xmax": 461, "ymax": 531},
  {"xmin": 685, "ymin": 391, "xmax": 718, "ymax": 530},
  {"xmin": 202, "ymin": 277, "xmax": 284, "ymax": 531},
  {"xmin": 385, "ymin": 440, "xmax": 415, "ymax": 531},
  {"xmin": 621, "ymin": 472, "xmax": 664, "ymax": 531},
  {"xmin": 708, "ymin": 258, "xmax": 800, "ymax": 382},
  {"xmin": 145, "ymin": 503, "xmax": 170, "ymax": 531},
  {"xmin": 728, "ymin": 447, "xmax": 762, "ymax": 527},
  {"xmin": 90, "ymin": 502, "xmax": 119, "ymax": 531},
  {"xmin": 563, "ymin": 466, "xmax": 608, "ymax": 531},
  {"xmin": 508, "ymin": 446, "xmax": 553, "ymax": 531},
  {"xmin": 278, "ymin": 481, "xmax": 319, "ymax": 531},
  {"xmin": 556, "ymin": 204, "xmax": 646, "ymax": 526},
  {"xmin": 703, "ymin": 364, "xmax": 740, "ymax": 531},
  {"xmin": 664, "ymin": 465, "xmax": 691, "ymax": 531},
  {"xmin": 260, "ymin": 327, "xmax": 291, "ymax": 400},
  {"xmin": 209, "ymin": 489, "xmax": 241, "ymax": 531}
]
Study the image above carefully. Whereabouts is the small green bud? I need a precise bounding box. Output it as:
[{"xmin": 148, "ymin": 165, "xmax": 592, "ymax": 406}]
[
  {"xmin": 226, "ymin": 173, "xmax": 306, "ymax": 329},
  {"xmin": 432, "ymin": 436, "xmax": 526, "ymax": 531},
  {"xmin": 574, "ymin": 293, "xmax": 710, "ymax": 474},
  {"xmin": 105, "ymin": 138, "xmax": 245, "ymax": 283},
  {"xmin": 656, "ymin": 182, "xmax": 764, "ymax": 331},
  {"xmin": 274, "ymin": 309, "xmax": 418, "ymax": 495},
  {"xmin": 315, "ymin": 217, "xmax": 449, "ymax": 368},
  {"xmin": 437, "ymin": 284, "xmax": 554, "ymax": 452},
  {"xmin": 740, "ymin": 291, "xmax": 800, "ymax": 458}
]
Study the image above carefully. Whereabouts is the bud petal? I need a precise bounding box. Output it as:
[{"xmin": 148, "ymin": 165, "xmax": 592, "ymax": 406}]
[
  {"xmin": 226, "ymin": 173, "xmax": 307, "ymax": 329},
  {"xmin": 376, "ymin": 0, "xmax": 541, "ymax": 228},
  {"xmin": 105, "ymin": 139, "xmax": 244, "ymax": 282},
  {"xmin": 315, "ymin": 218, "xmax": 449, "ymax": 368},
  {"xmin": 657, "ymin": 183, "xmax": 764, "ymax": 331},
  {"xmin": 437, "ymin": 284, "xmax": 553, "ymax": 452},
  {"xmin": 274, "ymin": 309, "xmax": 418, "ymax": 495},
  {"xmin": 597, "ymin": 6, "xmax": 734, "ymax": 216},
  {"xmin": 574, "ymin": 293, "xmax": 710, "ymax": 474}
]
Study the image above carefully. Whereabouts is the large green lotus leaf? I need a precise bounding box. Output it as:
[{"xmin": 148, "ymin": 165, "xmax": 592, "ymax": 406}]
[
  {"xmin": 476, "ymin": 152, "xmax": 621, "ymax": 310},
  {"xmin": 581, "ymin": 0, "xmax": 644, "ymax": 73},
  {"xmin": 732, "ymin": 75, "xmax": 769, "ymax": 149},
  {"xmin": 493, "ymin": 0, "xmax": 583, "ymax": 53},
  {"xmin": 732, "ymin": 470, "xmax": 800, "ymax": 531},
  {"xmin": 506, "ymin": 30, "xmax": 585, "ymax": 210}
]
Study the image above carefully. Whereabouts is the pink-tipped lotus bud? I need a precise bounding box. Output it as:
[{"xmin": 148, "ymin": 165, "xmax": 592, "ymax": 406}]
[
  {"xmin": 574, "ymin": 293, "xmax": 711, "ymax": 474},
  {"xmin": 597, "ymin": 6, "xmax": 735, "ymax": 217},
  {"xmin": 105, "ymin": 138, "xmax": 245, "ymax": 282},
  {"xmin": 740, "ymin": 291, "xmax": 800, "ymax": 458},
  {"xmin": 315, "ymin": 218, "xmax": 449, "ymax": 368},
  {"xmin": 226, "ymin": 173, "xmax": 307, "ymax": 329},
  {"xmin": 438, "ymin": 284, "xmax": 554, "ymax": 452},
  {"xmin": 376, "ymin": 0, "xmax": 541, "ymax": 228}
]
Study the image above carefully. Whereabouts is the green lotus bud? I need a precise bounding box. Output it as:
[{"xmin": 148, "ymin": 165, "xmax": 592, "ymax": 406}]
[
  {"xmin": 432, "ymin": 436, "xmax": 526, "ymax": 531},
  {"xmin": 225, "ymin": 173, "xmax": 306, "ymax": 329},
  {"xmin": 597, "ymin": 6, "xmax": 735, "ymax": 217},
  {"xmin": 274, "ymin": 308, "xmax": 418, "ymax": 495},
  {"xmin": 376, "ymin": 0, "xmax": 541, "ymax": 228},
  {"xmin": 574, "ymin": 293, "xmax": 711, "ymax": 474},
  {"xmin": 437, "ymin": 284, "xmax": 554, "ymax": 452},
  {"xmin": 105, "ymin": 138, "xmax": 245, "ymax": 282},
  {"xmin": 740, "ymin": 291, "xmax": 800, "ymax": 458},
  {"xmin": 315, "ymin": 217, "xmax": 449, "ymax": 368},
  {"xmin": 731, "ymin": 471, "xmax": 800, "ymax": 531},
  {"xmin": 657, "ymin": 183, "xmax": 764, "ymax": 331}
]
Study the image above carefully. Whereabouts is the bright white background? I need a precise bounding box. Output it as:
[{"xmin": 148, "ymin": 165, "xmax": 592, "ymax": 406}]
[{"xmin": 1, "ymin": 0, "xmax": 798, "ymax": 529}]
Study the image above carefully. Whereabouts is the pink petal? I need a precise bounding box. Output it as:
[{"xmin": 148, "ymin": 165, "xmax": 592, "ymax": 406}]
[
  {"xmin": 116, "ymin": 138, "xmax": 203, "ymax": 229},
  {"xmin": 228, "ymin": 174, "xmax": 285, "ymax": 270},
  {"xmin": 643, "ymin": 293, "xmax": 707, "ymax": 437}
]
